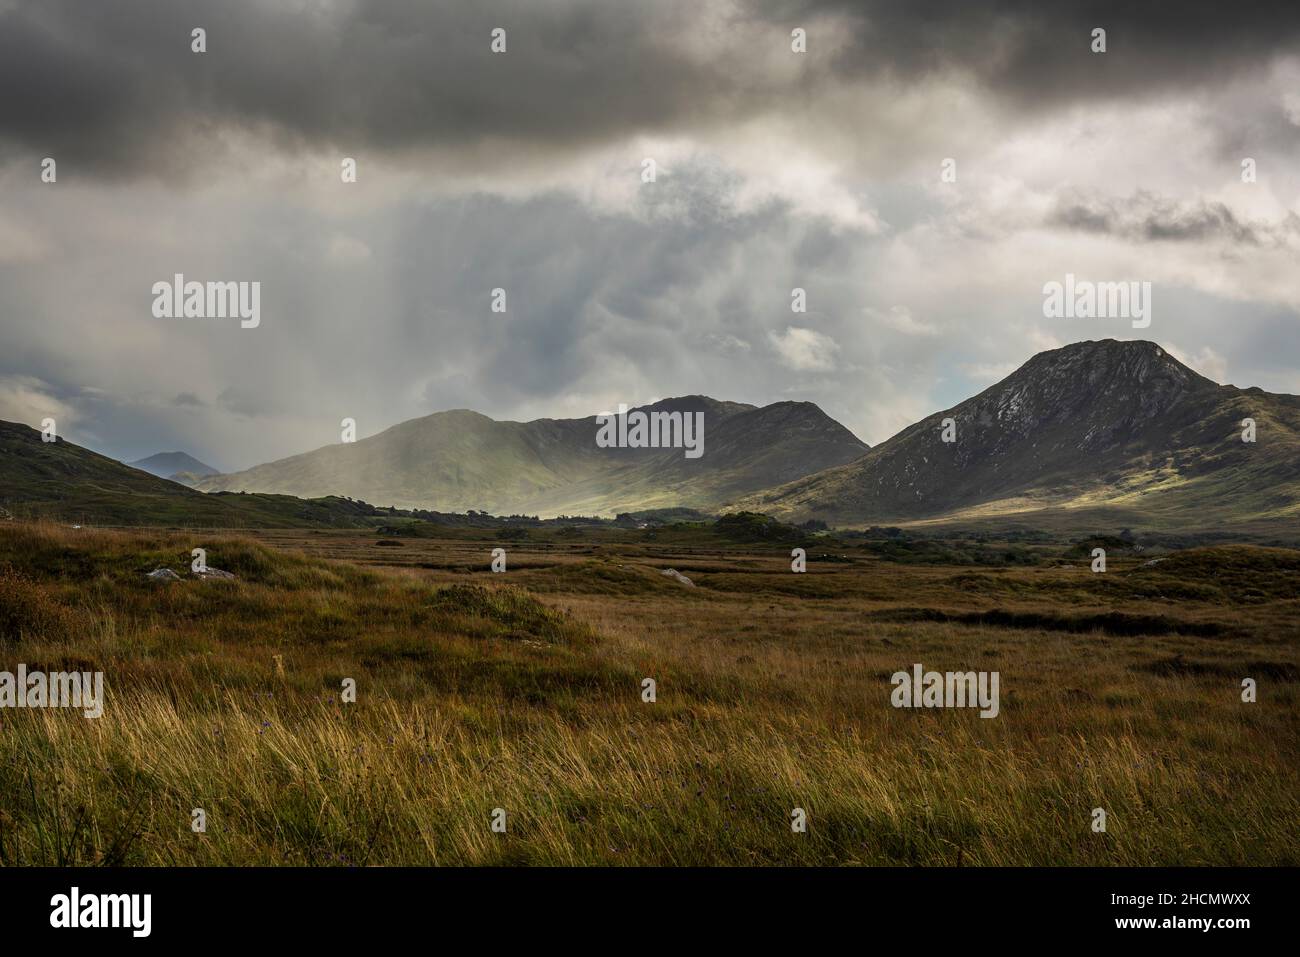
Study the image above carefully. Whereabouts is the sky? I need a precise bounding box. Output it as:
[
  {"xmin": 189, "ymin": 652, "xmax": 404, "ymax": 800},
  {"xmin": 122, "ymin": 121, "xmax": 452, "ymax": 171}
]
[{"xmin": 1, "ymin": 0, "xmax": 1298, "ymax": 470}]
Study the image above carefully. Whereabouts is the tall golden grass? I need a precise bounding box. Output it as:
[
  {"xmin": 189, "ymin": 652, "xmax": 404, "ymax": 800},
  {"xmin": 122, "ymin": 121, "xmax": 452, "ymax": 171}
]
[{"xmin": 1, "ymin": 522, "xmax": 1296, "ymax": 865}]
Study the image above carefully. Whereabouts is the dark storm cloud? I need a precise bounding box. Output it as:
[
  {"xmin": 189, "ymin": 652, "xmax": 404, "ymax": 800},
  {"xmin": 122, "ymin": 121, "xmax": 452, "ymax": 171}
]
[
  {"xmin": 0, "ymin": 0, "xmax": 762, "ymax": 178},
  {"xmin": 3, "ymin": 0, "xmax": 1298, "ymax": 179},
  {"xmin": 1047, "ymin": 191, "xmax": 1300, "ymax": 245},
  {"xmin": 759, "ymin": 0, "xmax": 1300, "ymax": 106}
]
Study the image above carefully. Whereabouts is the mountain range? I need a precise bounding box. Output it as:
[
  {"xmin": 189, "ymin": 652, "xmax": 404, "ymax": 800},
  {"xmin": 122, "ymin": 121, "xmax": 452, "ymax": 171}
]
[
  {"xmin": 3, "ymin": 340, "xmax": 1298, "ymax": 531},
  {"xmin": 195, "ymin": 396, "xmax": 870, "ymax": 516}
]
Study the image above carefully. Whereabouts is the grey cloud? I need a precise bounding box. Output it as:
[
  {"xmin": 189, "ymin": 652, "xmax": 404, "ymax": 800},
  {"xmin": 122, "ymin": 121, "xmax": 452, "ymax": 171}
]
[
  {"xmin": 0, "ymin": 0, "xmax": 769, "ymax": 179},
  {"xmin": 4, "ymin": 0, "xmax": 1299, "ymax": 180},
  {"xmin": 762, "ymin": 0, "xmax": 1300, "ymax": 108},
  {"xmin": 216, "ymin": 386, "xmax": 269, "ymax": 418},
  {"xmin": 1047, "ymin": 191, "xmax": 1295, "ymax": 245}
]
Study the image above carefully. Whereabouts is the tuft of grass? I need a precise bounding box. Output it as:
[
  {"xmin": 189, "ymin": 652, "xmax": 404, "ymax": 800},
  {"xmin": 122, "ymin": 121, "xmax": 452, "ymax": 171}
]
[
  {"xmin": 425, "ymin": 583, "xmax": 598, "ymax": 646},
  {"xmin": 0, "ymin": 566, "xmax": 78, "ymax": 645}
]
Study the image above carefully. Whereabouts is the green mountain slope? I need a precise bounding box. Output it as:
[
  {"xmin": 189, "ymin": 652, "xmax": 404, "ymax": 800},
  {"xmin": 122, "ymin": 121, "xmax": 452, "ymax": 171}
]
[
  {"xmin": 0, "ymin": 421, "xmax": 386, "ymax": 528},
  {"xmin": 196, "ymin": 396, "xmax": 870, "ymax": 516}
]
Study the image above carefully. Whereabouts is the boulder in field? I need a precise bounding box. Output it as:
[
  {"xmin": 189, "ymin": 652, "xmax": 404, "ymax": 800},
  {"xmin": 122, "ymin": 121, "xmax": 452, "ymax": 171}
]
[
  {"xmin": 193, "ymin": 566, "xmax": 236, "ymax": 581},
  {"xmin": 660, "ymin": 568, "xmax": 695, "ymax": 587}
]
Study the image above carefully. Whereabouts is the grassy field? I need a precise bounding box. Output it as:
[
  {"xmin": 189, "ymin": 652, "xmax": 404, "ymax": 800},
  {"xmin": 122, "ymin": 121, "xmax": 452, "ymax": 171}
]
[{"xmin": 0, "ymin": 520, "xmax": 1296, "ymax": 866}]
